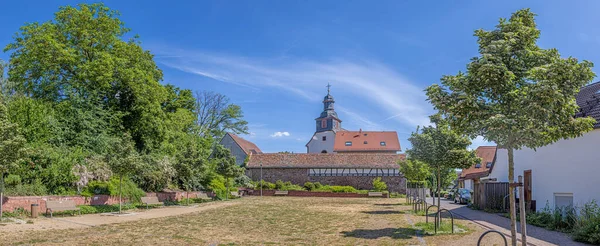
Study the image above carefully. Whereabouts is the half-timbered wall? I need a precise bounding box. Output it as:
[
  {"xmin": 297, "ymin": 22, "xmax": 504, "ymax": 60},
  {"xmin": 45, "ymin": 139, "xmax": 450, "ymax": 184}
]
[{"xmin": 308, "ymin": 168, "xmax": 400, "ymax": 177}]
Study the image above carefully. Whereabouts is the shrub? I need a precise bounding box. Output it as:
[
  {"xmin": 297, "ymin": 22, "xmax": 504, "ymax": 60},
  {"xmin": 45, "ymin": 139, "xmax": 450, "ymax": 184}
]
[
  {"xmin": 372, "ymin": 177, "xmax": 387, "ymax": 192},
  {"xmin": 4, "ymin": 179, "xmax": 48, "ymax": 196},
  {"xmin": 282, "ymin": 184, "xmax": 305, "ymax": 191},
  {"xmin": 303, "ymin": 182, "xmax": 315, "ymax": 191},
  {"xmin": 254, "ymin": 180, "xmax": 276, "ymax": 190},
  {"xmin": 209, "ymin": 176, "xmax": 227, "ymax": 200},
  {"xmin": 80, "ymin": 177, "xmax": 145, "ymax": 203},
  {"xmin": 234, "ymin": 175, "xmax": 255, "ymax": 189},
  {"xmin": 275, "ymin": 180, "xmax": 285, "ymax": 190},
  {"xmin": 313, "ymin": 182, "xmax": 323, "ymax": 189},
  {"xmin": 314, "ymin": 185, "xmax": 357, "ymax": 193}
]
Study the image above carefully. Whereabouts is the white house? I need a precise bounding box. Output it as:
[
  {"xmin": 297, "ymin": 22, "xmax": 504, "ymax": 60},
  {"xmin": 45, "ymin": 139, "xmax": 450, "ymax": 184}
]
[{"xmin": 488, "ymin": 82, "xmax": 600, "ymax": 211}]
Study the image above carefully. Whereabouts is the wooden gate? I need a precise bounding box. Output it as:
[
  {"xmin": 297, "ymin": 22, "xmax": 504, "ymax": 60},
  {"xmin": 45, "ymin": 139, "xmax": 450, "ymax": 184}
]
[{"xmin": 473, "ymin": 182, "xmax": 509, "ymax": 211}]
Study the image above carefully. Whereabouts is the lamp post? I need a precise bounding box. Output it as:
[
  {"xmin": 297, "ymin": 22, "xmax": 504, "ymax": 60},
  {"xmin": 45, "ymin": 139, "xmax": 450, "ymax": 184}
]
[{"xmin": 260, "ymin": 163, "xmax": 263, "ymax": 197}]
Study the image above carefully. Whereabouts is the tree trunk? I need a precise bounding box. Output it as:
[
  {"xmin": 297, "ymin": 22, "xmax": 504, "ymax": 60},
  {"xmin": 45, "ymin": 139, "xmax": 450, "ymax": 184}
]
[
  {"xmin": 226, "ymin": 177, "xmax": 229, "ymax": 200},
  {"xmin": 519, "ymin": 175, "xmax": 527, "ymax": 245},
  {"xmin": 508, "ymin": 147, "xmax": 517, "ymax": 246},
  {"xmin": 0, "ymin": 174, "xmax": 3, "ymax": 219},
  {"xmin": 119, "ymin": 175, "xmax": 123, "ymax": 214},
  {"xmin": 437, "ymin": 167, "xmax": 441, "ymax": 226}
]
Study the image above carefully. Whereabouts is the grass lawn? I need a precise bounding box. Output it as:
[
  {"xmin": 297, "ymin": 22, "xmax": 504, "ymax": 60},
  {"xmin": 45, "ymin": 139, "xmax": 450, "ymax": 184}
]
[{"xmin": 0, "ymin": 197, "xmax": 503, "ymax": 245}]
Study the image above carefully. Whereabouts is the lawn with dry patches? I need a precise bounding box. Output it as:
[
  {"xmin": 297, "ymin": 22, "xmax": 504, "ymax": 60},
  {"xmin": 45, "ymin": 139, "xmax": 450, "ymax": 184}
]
[{"xmin": 0, "ymin": 196, "xmax": 502, "ymax": 245}]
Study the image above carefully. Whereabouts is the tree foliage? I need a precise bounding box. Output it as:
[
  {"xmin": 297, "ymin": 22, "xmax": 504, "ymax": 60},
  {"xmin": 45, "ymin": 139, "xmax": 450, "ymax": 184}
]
[
  {"xmin": 195, "ymin": 91, "xmax": 248, "ymax": 139},
  {"xmin": 399, "ymin": 159, "xmax": 431, "ymax": 183},
  {"xmin": 425, "ymin": 9, "xmax": 595, "ymax": 244},
  {"xmin": 0, "ymin": 3, "xmax": 247, "ymax": 199},
  {"xmin": 406, "ymin": 114, "xmax": 479, "ymax": 208}
]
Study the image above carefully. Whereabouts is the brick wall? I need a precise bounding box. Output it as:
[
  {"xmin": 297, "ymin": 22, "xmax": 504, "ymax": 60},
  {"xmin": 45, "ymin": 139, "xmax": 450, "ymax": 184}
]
[
  {"xmin": 246, "ymin": 168, "xmax": 406, "ymax": 193},
  {"xmin": 0, "ymin": 191, "xmax": 211, "ymax": 213}
]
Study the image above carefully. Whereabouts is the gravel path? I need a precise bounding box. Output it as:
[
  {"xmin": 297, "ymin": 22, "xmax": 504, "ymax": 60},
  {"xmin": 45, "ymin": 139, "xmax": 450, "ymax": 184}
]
[
  {"xmin": 428, "ymin": 198, "xmax": 590, "ymax": 246},
  {"xmin": 0, "ymin": 199, "xmax": 242, "ymax": 232}
]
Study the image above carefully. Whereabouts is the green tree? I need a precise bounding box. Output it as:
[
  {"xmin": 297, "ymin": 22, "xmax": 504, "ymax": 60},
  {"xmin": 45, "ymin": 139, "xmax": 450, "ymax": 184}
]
[
  {"xmin": 107, "ymin": 133, "xmax": 141, "ymax": 213},
  {"xmin": 426, "ymin": 9, "xmax": 595, "ymax": 244},
  {"xmin": 195, "ymin": 91, "xmax": 248, "ymax": 139},
  {"xmin": 372, "ymin": 177, "xmax": 388, "ymax": 192},
  {"xmin": 4, "ymin": 3, "xmax": 167, "ymax": 152},
  {"xmin": 213, "ymin": 145, "xmax": 242, "ymax": 200},
  {"xmin": 399, "ymin": 159, "xmax": 431, "ymax": 186},
  {"xmin": 0, "ymin": 101, "xmax": 26, "ymax": 219},
  {"xmin": 406, "ymin": 115, "xmax": 479, "ymax": 215}
]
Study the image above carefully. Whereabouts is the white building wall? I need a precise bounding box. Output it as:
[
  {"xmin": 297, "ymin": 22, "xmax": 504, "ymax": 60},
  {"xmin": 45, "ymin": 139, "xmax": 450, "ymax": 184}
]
[
  {"xmin": 464, "ymin": 179, "xmax": 473, "ymax": 191},
  {"xmin": 489, "ymin": 129, "xmax": 600, "ymax": 211},
  {"xmin": 306, "ymin": 131, "xmax": 336, "ymax": 153}
]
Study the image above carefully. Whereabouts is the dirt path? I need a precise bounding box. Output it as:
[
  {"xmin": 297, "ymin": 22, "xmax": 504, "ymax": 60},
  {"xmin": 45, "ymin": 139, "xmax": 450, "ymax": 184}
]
[{"xmin": 0, "ymin": 199, "xmax": 242, "ymax": 232}]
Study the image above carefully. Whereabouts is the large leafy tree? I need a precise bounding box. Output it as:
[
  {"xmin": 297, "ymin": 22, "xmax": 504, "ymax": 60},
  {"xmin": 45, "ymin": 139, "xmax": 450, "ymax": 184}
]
[
  {"xmin": 426, "ymin": 9, "xmax": 595, "ymax": 244},
  {"xmin": 4, "ymin": 3, "xmax": 167, "ymax": 151},
  {"xmin": 0, "ymin": 101, "xmax": 26, "ymax": 218},
  {"xmin": 406, "ymin": 115, "xmax": 479, "ymax": 211},
  {"xmin": 195, "ymin": 91, "xmax": 248, "ymax": 139}
]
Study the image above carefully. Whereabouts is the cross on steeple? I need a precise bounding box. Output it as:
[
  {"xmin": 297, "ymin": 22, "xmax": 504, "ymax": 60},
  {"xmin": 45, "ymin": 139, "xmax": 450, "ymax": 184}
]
[{"xmin": 326, "ymin": 83, "xmax": 331, "ymax": 94}]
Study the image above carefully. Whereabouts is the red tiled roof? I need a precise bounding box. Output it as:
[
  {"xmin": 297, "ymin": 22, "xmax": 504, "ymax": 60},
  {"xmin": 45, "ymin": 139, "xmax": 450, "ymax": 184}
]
[
  {"xmin": 460, "ymin": 146, "xmax": 496, "ymax": 180},
  {"xmin": 333, "ymin": 131, "xmax": 401, "ymax": 152},
  {"xmin": 228, "ymin": 133, "xmax": 262, "ymax": 155},
  {"xmin": 247, "ymin": 153, "xmax": 405, "ymax": 169}
]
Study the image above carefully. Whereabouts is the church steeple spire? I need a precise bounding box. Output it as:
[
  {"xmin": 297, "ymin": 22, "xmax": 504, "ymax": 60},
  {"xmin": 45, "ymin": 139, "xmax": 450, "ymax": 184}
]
[{"xmin": 315, "ymin": 83, "xmax": 342, "ymax": 132}]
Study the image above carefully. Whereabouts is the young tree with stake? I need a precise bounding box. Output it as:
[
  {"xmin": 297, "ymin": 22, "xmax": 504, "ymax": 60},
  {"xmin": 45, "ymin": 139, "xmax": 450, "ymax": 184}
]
[
  {"xmin": 426, "ymin": 9, "xmax": 595, "ymax": 245},
  {"xmin": 406, "ymin": 114, "xmax": 479, "ymax": 221},
  {"xmin": 108, "ymin": 133, "xmax": 141, "ymax": 214}
]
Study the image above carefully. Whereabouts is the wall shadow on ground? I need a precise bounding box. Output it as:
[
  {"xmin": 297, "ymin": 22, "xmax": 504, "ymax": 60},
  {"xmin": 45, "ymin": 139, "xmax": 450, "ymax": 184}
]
[
  {"xmin": 361, "ymin": 210, "xmax": 406, "ymax": 215},
  {"xmin": 341, "ymin": 227, "xmax": 419, "ymax": 239}
]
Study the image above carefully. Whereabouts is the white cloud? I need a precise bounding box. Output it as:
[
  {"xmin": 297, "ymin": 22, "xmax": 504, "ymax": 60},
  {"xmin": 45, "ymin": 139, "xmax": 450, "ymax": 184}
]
[
  {"xmin": 152, "ymin": 46, "xmax": 432, "ymax": 129},
  {"xmin": 270, "ymin": 131, "xmax": 291, "ymax": 138}
]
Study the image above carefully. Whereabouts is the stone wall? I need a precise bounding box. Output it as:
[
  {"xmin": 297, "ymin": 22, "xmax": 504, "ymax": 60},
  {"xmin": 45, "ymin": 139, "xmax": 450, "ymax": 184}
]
[
  {"xmin": 246, "ymin": 168, "xmax": 406, "ymax": 193},
  {"xmin": 0, "ymin": 191, "xmax": 211, "ymax": 213}
]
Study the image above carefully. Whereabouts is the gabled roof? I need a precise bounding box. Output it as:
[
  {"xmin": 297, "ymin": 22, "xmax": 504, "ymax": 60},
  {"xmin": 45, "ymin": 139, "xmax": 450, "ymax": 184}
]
[
  {"xmin": 460, "ymin": 146, "xmax": 496, "ymax": 180},
  {"xmin": 575, "ymin": 82, "xmax": 600, "ymax": 128},
  {"xmin": 226, "ymin": 133, "xmax": 262, "ymax": 155},
  {"xmin": 247, "ymin": 153, "xmax": 405, "ymax": 169},
  {"xmin": 333, "ymin": 131, "xmax": 401, "ymax": 152}
]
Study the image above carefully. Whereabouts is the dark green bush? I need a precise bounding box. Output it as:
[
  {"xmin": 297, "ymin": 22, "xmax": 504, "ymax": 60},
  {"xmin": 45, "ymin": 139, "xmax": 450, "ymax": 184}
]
[
  {"xmin": 303, "ymin": 182, "xmax": 315, "ymax": 191},
  {"xmin": 254, "ymin": 180, "xmax": 276, "ymax": 190},
  {"xmin": 313, "ymin": 182, "xmax": 323, "ymax": 189},
  {"xmin": 4, "ymin": 179, "xmax": 48, "ymax": 196}
]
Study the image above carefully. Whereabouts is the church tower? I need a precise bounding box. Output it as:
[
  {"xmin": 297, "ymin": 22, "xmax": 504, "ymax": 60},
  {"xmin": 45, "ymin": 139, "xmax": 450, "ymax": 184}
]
[
  {"xmin": 306, "ymin": 84, "xmax": 342, "ymax": 153},
  {"xmin": 315, "ymin": 84, "xmax": 342, "ymax": 132}
]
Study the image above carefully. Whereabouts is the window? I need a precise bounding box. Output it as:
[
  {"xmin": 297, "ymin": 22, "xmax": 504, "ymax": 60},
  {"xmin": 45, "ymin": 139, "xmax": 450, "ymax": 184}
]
[
  {"xmin": 322, "ymin": 136, "xmax": 326, "ymax": 141},
  {"xmin": 380, "ymin": 141, "xmax": 386, "ymax": 146},
  {"xmin": 363, "ymin": 141, "xmax": 368, "ymax": 144},
  {"xmin": 554, "ymin": 193, "xmax": 574, "ymax": 210},
  {"xmin": 486, "ymin": 162, "xmax": 492, "ymax": 168},
  {"xmin": 475, "ymin": 163, "xmax": 481, "ymax": 168},
  {"xmin": 345, "ymin": 141, "xmax": 352, "ymax": 146},
  {"xmin": 321, "ymin": 119, "xmax": 327, "ymax": 128}
]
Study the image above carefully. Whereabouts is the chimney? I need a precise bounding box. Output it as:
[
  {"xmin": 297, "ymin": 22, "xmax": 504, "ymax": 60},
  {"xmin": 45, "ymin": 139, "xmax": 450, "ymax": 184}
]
[{"xmin": 359, "ymin": 128, "xmax": 362, "ymax": 133}]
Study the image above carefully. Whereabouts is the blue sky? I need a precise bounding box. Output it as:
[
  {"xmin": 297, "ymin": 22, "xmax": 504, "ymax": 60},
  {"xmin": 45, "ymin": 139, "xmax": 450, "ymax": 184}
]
[{"xmin": 2, "ymin": 1, "xmax": 600, "ymax": 153}]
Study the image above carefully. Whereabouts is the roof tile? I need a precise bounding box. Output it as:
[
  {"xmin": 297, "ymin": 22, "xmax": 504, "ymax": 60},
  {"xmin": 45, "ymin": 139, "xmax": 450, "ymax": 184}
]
[
  {"xmin": 247, "ymin": 153, "xmax": 405, "ymax": 169},
  {"xmin": 333, "ymin": 131, "xmax": 401, "ymax": 152}
]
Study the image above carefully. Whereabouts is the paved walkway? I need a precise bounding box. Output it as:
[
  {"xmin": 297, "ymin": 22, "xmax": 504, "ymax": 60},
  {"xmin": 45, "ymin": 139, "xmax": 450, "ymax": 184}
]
[{"xmin": 427, "ymin": 198, "xmax": 589, "ymax": 246}]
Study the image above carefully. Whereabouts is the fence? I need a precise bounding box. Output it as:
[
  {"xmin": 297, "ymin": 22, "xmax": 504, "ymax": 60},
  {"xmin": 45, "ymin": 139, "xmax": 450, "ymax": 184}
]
[{"xmin": 473, "ymin": 182, "xmax": 509, "ymax": 211}]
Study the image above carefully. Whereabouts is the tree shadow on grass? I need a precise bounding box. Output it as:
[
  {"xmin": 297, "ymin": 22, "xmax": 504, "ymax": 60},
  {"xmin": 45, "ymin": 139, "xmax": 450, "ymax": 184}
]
[
  {"xmin": 341, "ymin": 227, "xmax": 419, "ymax": 239},
  {"xmin": 362, "ymin": 210, "xmax": 406, "ymax": 215},
  {"xmin": 373, "ymin": 203, "xmax": 406, "ymax": 206}
]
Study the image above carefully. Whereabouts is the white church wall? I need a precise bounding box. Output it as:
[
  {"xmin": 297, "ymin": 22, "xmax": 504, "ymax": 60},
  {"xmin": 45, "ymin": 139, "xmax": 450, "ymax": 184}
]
[{"xmin": 306, "ymin": 131, "xmax": 336, "ymax": 153}]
